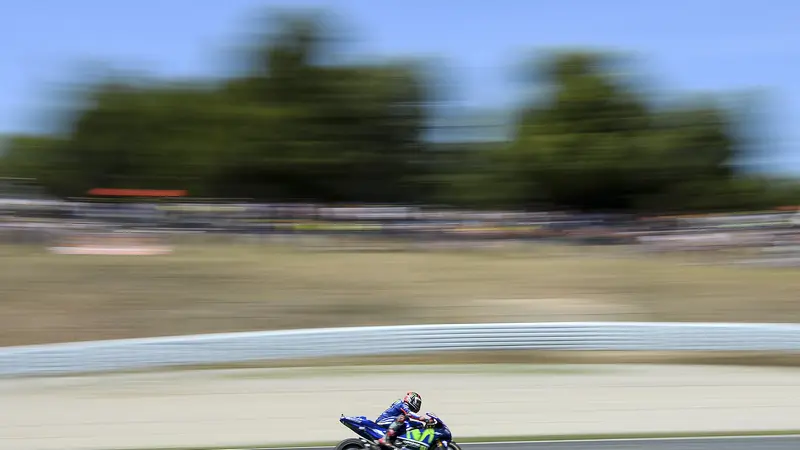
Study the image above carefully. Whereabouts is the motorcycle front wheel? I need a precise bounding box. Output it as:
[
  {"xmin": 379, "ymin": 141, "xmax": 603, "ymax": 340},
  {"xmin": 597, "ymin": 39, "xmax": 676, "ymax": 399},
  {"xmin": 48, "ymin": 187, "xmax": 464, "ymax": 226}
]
[{"xmin": 448, "ymin": 442, "xmax": 462, "ymax": 450}]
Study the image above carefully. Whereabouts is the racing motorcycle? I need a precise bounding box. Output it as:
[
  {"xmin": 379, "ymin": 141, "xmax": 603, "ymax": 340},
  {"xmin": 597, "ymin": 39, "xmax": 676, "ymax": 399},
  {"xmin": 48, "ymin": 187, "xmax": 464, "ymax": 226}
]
[{"xmin": 336, "ymin": 413, "xmax": 462, "ymax": 450}]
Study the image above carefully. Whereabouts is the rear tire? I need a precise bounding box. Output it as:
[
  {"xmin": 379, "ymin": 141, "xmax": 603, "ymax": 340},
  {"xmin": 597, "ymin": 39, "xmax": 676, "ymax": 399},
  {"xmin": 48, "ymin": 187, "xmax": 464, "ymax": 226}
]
[{"xmin": 335, "ymin": 438, "xmax": 368, "ymax": 450}]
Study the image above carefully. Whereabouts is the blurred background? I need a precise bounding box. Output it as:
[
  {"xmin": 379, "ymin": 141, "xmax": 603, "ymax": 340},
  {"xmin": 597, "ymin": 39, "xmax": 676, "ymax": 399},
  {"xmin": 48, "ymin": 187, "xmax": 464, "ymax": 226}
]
[
  {"xmin": 4, "ymin": 1, "xmax": 800, "ymax": 449},
  {"xmin": 2, "ymin": 0, "xmax": 800, "ymax": 346}
]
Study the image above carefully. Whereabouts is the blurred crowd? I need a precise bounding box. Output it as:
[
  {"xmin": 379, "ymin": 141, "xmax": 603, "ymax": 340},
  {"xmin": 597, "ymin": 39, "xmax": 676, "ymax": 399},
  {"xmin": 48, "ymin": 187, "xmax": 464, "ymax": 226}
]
[{"xmin": 2, "ymin": 197, "xmax": 800, "ymax": 255}]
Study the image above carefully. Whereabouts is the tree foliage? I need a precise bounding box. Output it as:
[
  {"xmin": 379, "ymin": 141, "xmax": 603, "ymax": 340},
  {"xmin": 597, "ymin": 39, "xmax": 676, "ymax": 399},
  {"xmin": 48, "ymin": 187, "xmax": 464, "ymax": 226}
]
[{"xmin": 1, "ymin": 11, "xmax": 795, "ymax": 212}]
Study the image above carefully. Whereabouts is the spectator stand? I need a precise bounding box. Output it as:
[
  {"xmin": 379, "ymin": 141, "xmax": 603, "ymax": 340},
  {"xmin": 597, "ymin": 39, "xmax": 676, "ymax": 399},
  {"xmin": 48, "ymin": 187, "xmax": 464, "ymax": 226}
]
[{"xmin": 49, "ymin": 188, "xmax": 184, "ymax": 255}]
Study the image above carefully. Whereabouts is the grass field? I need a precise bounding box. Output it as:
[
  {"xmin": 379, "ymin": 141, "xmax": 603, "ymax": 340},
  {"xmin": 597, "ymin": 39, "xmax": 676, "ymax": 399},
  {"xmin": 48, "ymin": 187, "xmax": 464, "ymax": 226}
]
[{"xmin": 1, "ymin": 242, "xmax": 799, "ymax": 346}]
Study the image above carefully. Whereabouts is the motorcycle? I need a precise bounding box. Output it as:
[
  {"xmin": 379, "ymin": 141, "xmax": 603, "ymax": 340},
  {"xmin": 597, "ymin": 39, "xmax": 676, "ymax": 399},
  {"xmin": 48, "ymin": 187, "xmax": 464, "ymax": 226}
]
[{"xmin": 336, "ymin": 413, "xmax": 462, "ymax": 450}]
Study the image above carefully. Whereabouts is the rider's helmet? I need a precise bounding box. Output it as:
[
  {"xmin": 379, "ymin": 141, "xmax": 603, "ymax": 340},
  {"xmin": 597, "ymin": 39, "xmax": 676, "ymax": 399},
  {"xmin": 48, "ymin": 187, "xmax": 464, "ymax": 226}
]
[{"xmin": 403, "ymin": 391, "xmax": 422, "ymax": 413}]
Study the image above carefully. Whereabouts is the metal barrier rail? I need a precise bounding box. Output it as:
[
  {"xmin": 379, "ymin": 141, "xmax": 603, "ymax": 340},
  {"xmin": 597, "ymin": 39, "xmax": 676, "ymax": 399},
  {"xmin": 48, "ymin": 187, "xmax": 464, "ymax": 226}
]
[{"xmin": 2, "ymin": 322, "xmax": 800, "ymax": 376}]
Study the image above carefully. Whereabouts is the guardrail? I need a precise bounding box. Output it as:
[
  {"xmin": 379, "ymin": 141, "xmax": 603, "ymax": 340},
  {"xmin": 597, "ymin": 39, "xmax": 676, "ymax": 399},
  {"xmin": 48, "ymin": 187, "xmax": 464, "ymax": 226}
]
[{"xmin": 2, "ymin": 322, "xmax": 800, "ymax": 377}]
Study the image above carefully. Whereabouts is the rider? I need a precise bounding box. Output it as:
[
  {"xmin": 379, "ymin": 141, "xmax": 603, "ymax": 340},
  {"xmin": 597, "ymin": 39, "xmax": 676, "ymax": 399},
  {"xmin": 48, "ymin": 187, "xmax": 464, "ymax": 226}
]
[{"xmin": 375, "ymin": 392, "xmax": 435, "ymax": 449}]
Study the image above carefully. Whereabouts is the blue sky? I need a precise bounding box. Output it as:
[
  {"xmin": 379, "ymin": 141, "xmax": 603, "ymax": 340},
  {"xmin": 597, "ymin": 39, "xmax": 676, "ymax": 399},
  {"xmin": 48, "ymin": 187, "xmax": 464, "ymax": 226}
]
[{"xmin": 4, "ymin": 0, "xmax": 799, "ymax": 173}]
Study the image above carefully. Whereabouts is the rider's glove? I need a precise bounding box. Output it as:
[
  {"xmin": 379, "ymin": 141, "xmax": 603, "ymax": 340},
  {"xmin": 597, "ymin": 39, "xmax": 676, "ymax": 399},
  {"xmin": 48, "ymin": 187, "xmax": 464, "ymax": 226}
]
[{"xmin": 425, "ymin": 417, "xmax": 436, "ymax": 428}]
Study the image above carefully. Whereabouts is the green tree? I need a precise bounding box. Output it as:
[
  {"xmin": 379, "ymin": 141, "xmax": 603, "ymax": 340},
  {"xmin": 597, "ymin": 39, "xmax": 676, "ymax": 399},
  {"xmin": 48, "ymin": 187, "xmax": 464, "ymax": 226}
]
[
  {"xmin": 501, "ymin": 50, "xmax": 743, "ymax": 212},
  {"xmin": 0, "ymin": 11, "xmax": 792, "ymax": 212},
  {"xmin": 4, "ymin": 11, "xmax": 435, "ymax": 203},
  {"xmin": 219, "ymin": 12, "xmax": 433, "ymax": 202}
]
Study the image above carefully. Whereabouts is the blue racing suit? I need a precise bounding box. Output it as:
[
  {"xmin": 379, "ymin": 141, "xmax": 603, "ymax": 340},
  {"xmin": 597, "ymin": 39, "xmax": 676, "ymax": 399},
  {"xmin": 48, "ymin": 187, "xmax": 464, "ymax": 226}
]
[{"xmin": 376, "ymin": 400, "xmax": 428, "ymax": 447}]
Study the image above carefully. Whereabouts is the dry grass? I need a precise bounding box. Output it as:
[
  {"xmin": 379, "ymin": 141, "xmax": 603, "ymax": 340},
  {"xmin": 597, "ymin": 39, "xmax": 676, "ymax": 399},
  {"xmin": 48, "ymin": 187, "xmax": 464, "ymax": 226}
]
[
  {"xmin": 62, "ymin": 351, "xmax": 800, "ymax": 377},
  {"xmin": 1, "ymin": 242, "xmax": 799, "ymax": 346}
]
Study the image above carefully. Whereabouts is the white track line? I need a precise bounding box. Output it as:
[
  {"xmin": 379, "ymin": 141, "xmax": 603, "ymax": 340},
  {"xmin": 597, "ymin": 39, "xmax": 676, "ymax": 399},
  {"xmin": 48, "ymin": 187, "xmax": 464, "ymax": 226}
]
[{"xmin": 254, "ymin": 433, "xmax": 800, "ymax": 449}]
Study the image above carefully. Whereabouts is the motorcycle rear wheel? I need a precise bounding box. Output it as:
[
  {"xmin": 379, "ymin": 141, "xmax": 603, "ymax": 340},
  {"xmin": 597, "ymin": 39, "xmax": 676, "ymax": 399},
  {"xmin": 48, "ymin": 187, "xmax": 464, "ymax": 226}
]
[{"xmin": 335, "ymin": 438, "xmax": 367, "ymax": 450}]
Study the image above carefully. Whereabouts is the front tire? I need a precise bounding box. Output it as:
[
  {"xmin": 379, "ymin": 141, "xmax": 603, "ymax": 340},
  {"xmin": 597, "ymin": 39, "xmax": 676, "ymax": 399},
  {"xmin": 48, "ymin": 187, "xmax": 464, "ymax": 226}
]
[
  {"xmin": 335, "ymin": 438, "xmax": 368, "ymax": 450},
  {"xmin": 448, "ymin": 443, "xmax": 462, "ymax": 450}
]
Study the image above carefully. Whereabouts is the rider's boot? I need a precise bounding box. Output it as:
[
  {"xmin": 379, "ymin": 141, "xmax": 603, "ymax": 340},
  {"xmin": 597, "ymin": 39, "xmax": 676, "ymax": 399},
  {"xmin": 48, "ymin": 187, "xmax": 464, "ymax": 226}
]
[
  {"xmin": 378, "ymin": 417, "xmax": 404, "ymax": 449},
  {"xmin": 377, "ymin": 429, "xmax": 397, "ymax": 449}
]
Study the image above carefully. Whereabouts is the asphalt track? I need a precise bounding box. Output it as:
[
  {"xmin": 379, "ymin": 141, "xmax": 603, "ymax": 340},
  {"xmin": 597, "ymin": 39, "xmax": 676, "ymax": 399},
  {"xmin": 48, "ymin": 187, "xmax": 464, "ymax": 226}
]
[
  {"xmin": 7, "ymin": 365, "xmax": 800, "ymax": 449},
  {"xmin": 278, "ymin": 436, "xmax": 800, "ymax": 450}
]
